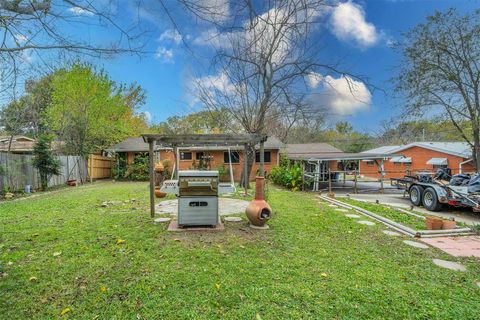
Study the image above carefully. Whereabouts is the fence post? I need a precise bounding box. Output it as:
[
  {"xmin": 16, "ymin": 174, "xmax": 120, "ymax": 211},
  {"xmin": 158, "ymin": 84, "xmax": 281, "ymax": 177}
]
[{"xmin": 89, "ymin": 155, "xmax": 93, "ymax": 183}]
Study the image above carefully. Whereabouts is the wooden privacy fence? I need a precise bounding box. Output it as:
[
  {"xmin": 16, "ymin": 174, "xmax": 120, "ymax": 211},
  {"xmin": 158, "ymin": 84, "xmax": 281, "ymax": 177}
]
[
  {"xmin": 0, "ymin": 153, "xmax": 88, "ymax": 192},
  {"xmin": 88, "ymin": 155, "xmax": 114, "ymax": 180}
]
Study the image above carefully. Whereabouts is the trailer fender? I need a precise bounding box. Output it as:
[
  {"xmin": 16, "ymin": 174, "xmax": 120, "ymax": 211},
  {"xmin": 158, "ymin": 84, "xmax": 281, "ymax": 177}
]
[{"xmin": 429, "ymin": 185, "xmax": 449, "ymax": 203}]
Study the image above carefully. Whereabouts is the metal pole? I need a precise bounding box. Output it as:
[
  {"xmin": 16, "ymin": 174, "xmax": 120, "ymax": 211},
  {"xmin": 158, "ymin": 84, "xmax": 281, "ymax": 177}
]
[
  {"xmin": 328, "ymin": 167, "xmax": 332, "ymax": 195},
  {"xmin": 380, "ymin": 159, "xmax": 385, "ymax": 194},
  {"xmin": 259, "ymin": 141, "xmax": 265, "ymax": 177},
  {"xmin": 354, "ymin": 171, "xmax": 358, "ymax": 194},
  {"xmin": 148, "ymin": 139, "xmax": 155, "ymax": 218}
]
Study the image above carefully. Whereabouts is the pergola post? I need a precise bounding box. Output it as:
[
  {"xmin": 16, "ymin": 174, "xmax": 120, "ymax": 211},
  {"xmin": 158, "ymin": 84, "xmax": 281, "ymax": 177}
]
[
  {"xmin": 173, "ymin": 145, "xmax": 179, "ymax": 180},
  {"xmin": 244, "ymin": 144, "xmax": 248, "ymax": 194},
  {"xmin": 148, "ymin": 139, "xmax": 155, "ymax": 218},
  {"xmin": 259, "ymin": 141, "xmax": 265, "ymax": 177}
]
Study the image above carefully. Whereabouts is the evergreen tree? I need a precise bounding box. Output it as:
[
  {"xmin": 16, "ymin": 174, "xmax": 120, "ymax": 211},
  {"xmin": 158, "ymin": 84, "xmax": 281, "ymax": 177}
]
[{"xmin": 32, "ymin": 134, "xmax": 61, "ymax": 190}]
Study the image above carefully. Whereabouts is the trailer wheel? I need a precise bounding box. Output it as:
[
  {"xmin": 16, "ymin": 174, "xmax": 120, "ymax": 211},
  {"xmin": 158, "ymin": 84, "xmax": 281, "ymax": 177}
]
[
  {"xmin": 409, "ymin": 185, "xmax": 424, "ymax": 206},
  {"xmin": 422, "ymin": 187, "xmax": 442, "ymax": 211}
]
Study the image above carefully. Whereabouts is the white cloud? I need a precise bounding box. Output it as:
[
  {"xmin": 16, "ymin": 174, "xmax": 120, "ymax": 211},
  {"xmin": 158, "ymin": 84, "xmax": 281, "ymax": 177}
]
[
  {"xmin": 329, "ymin": 1, "xmax": 378, "ymax": 48},
  {"xmin": 68, "ymin": 7, "xmax": 94, "ymax": 16},
  {"xmin": 14, "ymin": 34, "xmax": 27, "ymax": 44},
  {"xmin": 142, "ymin": 111, "xmax": 152, "ymax": 122},
  {"xmin": 21, "ymin": 49, "xmax": 35, "ymax": 64},
  {"xmin": 192, "ymin": 28, "xmax": 232, "ymax": 49},
  {"xmin": 308, "ymin": 74, "xmax": 371, "ymax": 115},
  {"xmin": 306, "ymin": 72, "xmax": 323, "ymax": 89},
  {"xmin": 155, "ymin": 47, "xmax": 174, "ymax": 63},
  {"xmin": 197, "ymin": 72, "xmax": 235, "ymax": 93},
  {"xmin": 321, "ymin": 75, "xmax": 371, "ymax": 115},
  {"xmin": 159, "ymin": 29, "xmax": 183, "ymax": 44}
]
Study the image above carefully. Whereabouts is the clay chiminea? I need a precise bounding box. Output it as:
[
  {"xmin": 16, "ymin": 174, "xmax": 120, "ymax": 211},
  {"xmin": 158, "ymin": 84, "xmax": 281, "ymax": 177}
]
[{"xmin": 245, "ymin": 177, "xmax": 272, "ymax": 228}]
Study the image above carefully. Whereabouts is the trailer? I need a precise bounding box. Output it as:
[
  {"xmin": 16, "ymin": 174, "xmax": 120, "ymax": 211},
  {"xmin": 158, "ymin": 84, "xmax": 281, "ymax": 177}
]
[{"xmin": 392, "ymin": 175, "xmax": 480, "ymax": 212}]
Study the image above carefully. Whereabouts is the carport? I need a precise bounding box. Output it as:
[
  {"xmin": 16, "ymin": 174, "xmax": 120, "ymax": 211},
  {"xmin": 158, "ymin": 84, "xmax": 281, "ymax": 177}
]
[{"xmin": 287, "ymin": 152, "xmax": 395, "ymax": 193}]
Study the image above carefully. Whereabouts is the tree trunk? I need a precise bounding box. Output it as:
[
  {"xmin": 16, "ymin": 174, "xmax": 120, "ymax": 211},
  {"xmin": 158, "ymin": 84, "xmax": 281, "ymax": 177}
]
[
  {"xmin": 240, "ymin": 144, "xmax": 255, "ymax": 189},
  {"xmin": 40, "ymin": 172, "xmax": 48, "ymax": 191},
  {"xmin": 473, "ymin": 128, "xmax": 480, "ymax": 172}
]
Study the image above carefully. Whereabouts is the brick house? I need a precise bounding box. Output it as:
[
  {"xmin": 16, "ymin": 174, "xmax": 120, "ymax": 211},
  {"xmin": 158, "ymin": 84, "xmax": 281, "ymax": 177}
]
[
  {"xmin": 360, "ymin": 142, "xmax": 476, "ymax": 179},
  {"xmin": 107, "ymin": 136, "xmax": 284, "ymax": 182}
]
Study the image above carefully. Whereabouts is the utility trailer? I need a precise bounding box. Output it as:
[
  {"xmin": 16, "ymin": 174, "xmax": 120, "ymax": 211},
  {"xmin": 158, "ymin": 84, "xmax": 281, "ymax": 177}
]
[{"xmin": 391, "ymin": 175, "xmax": 480, "ymax": 212}]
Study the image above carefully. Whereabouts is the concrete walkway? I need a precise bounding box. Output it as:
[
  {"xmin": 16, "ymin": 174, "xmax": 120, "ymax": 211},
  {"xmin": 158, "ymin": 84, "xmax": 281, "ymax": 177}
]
[{"xmin": 421, "ymin": 236, "xmax": 480, "ymax": 258}]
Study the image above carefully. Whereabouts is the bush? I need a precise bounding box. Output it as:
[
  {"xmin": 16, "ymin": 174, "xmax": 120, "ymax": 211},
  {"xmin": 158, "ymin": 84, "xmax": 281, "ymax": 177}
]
[
  {"xmin": 270, "ymin": 157, "xmax": 303, "ymax": 191},
  {"xmin": 113, "ymin": 153, "xmax": 149, "ymax": 181}
]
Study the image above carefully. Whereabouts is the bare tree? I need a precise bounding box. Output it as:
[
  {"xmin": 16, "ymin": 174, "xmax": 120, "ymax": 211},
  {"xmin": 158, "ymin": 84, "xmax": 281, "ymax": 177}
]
[
  {"xmin": 0, "ymin": 0, "xmax": 144, "ymax": 98},
  {"xmin": 192, "ymin": 0, "xmax": 358, "ymax": 186},
  {"xmin": 396, "ymin": 9, "xmax": 480, "ymax": 169}
]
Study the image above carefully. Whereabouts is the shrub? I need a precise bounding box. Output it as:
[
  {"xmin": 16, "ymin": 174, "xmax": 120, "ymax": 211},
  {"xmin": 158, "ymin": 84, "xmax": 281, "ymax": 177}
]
[
  {"xmin": 270, "ymin": 157, "xmax": 303, "ymax": 190},
  {"xmin": 113, "ymin": 153, "xmax": 149, "ymax": 181}
]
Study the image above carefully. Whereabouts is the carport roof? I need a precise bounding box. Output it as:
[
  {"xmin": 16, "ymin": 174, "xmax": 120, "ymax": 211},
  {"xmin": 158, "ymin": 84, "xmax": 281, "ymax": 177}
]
[{"xmin": 287, "ymin": 152, "xmax": 394, "ymax": 161}]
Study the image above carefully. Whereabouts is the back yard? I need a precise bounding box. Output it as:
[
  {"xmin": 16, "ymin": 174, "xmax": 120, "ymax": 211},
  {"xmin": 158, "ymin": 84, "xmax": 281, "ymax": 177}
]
[{"xmin": 1, "ymin": 181, "xmax": 479, "ymax": 319}]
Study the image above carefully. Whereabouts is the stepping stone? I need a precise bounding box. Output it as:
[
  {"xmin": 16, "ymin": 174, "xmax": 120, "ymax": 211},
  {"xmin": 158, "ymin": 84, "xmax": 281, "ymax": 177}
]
[
  {"xmin": 154, "ymin": 217, "xmax": 171, "ymax": 223},
  {"xmin": 357, "ymin": 220, "xmax": 375, "ymax": 226},
  {"xmin": 345, "ymin": 214, "xmax": 361, "ymax": 219},
  {"xmin": 249, "ymin": 224, "xmax": 270, "ymax": 230},
  {"xmin": 224, "ymin": 217, "xmax": 243, "ymax": 222},
  {"xmin": 334, "ymin": 208, "xmax": 348, "ymax": 212},
  {"xmin": 383, "ymin": 230, "xmax": 401, "ymax": 236},
  {"xmin": 328, "ymin": 204, "xmax": 337, "ymax": 208},
  {"xmin": 403, "ymin": 240, "xmax": 429, "ymax": 249},
  {"xmin": 432, "ymin": 259, "xmax": 466, "ymax": 272}
]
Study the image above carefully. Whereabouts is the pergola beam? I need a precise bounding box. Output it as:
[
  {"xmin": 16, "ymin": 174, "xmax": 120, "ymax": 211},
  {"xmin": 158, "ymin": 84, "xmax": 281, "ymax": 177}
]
[{"xmin": 142, "ymin": 133, "xmax": 267, "ymax": 147}]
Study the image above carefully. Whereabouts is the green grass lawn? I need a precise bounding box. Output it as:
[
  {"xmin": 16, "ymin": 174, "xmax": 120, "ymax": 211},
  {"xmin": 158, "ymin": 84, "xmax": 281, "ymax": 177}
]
[
  {"xmin": 1, "ymin": 182, "xmax": 480, "ymax": 319},
  {"xmin": 338, "ymin": 198, "xmax": 427, "ymax": 230}
]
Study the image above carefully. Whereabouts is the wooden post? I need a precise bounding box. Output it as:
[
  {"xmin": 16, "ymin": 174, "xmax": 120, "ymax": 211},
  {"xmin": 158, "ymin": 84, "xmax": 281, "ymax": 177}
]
[
  {"xmin": 149, "ymin": 139, "xmax": 155, "ymax": 218},
  {"xmin": 259, "ymin": 141, "xmax": 265, "ymax": 177},
  {"xmin": 244, "ymin": 144, "xmax": 248, "ymax": 195},
  {"xmin": 173, "ymin": 145, "xmax": 179, "ymax": 180},
  {"xmin": 302, "ymin": 162, "xmax": 305, "ymax": 191}
]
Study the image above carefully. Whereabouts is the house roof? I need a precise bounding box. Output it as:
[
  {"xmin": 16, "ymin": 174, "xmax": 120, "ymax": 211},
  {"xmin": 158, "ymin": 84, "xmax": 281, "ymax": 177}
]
[
  {"xmin": 363, "ymin": 142, "xmax": 472, "ymax": 159},
  {"xmin": 0, "ymin": 135, "xmax": 36, "ymax": 152},
  {"xmin": 283, "ymin": 143, "xmax": 343, "ymax": 159},
  {"xmin": 362, "ymin": 145, "xmax": 400, "ymax": 154},
  {"xmin": 107, "ymin": 137, "xmax": 149, "ymax": 152},
  {"xmin": 287, "ymin": 152, "xmax": 394, "ymax": 161},
  {"xmin": 107, "ymin": 136, "xmax": 284, "ymax": 153}
]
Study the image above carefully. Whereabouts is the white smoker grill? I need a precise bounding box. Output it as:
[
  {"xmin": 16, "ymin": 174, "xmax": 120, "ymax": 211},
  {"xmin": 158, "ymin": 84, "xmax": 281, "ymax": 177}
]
[{"xmin": 177, "ymin": 170, "xmax": 219, "ymax": 227}]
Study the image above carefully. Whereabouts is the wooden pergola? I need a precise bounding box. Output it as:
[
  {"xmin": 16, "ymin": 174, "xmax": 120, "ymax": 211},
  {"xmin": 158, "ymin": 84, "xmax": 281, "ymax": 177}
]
[{"xmin": 142, "ymin": 133, "xmax": 268, "ymax": 217}]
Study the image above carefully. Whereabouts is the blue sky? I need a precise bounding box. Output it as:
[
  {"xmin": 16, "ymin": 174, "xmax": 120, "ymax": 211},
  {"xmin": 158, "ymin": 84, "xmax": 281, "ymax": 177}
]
[{"xmin": 31, "ymin": 1, "xmax": 480, "ymax": 133}]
